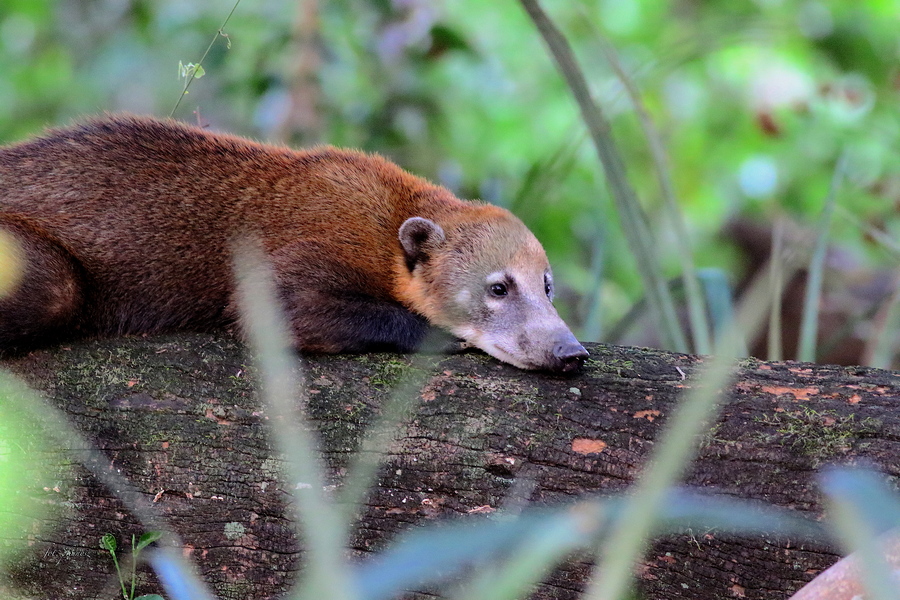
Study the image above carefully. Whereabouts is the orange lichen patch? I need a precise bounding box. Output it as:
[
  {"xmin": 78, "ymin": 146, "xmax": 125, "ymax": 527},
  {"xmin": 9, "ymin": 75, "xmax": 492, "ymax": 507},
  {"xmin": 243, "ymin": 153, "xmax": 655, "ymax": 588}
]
[
  {"xmin": 848, "ymin": 394, "xmax": 862, "ymax": 405},
  {"xmin": 467, "ymin": 505, "xmax": 495, "ymax": 514},
  {"xmin": 844, "ymin": 384, "xmax": 892, "ymax": 395},
  {"xmin": 572, "ymin": 438, "xmax": 607, "ymax": 454},
  {"xmin": 420, "ymin": 372, "xmax": 454, "ymax": 402},
  {"xmin": 788, "ymin": 367, "xmax": 814, "ymax": 375},
  {"xmin": 758, "ymin": 364, "xmax": 772, "ymax": 370},
  {"xmin": 634, "ymin": 409, "xmax": 662, "ymax": 421},
  {"xmin": 759, "ymin": 385, "xmax": 819, "ymax": 400},
  {"xmin": 204, "ymin": 408, "xmax": 233, "ymax": 425}
]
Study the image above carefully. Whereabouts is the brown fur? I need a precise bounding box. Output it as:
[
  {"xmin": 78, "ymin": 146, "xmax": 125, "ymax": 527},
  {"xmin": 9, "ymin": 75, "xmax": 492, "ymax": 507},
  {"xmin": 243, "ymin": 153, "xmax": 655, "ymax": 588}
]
[{"xmin": 0, "ymin": 115, "xmax": 586, "ymax": 370}]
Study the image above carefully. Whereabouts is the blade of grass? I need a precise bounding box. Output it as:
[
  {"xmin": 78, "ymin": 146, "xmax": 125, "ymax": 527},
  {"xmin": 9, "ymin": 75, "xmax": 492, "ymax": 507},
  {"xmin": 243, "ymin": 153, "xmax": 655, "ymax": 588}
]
[
  {"xmin": 334, "ymin": 351, "xmax": 435, "ymax": 534},
  {"xmin": 864, "ymin": 278, "xmax": 900, "ymax": 369},
  {"xmin": 352, "ymin": 488, "xmax": 823, "ymax": 600},
  {"xmin": 697, "ymin": 268, "xmax": 741, "ymax": 350},
  {"xmin": 519, "ymin": 0, "xmax": 688, "ymax": 353},
  {"xmin": 797, "ymin": 153, "xmax": 846, "ymax": 362},
  {"xmin": 834, "ymin": 205, "xmax": 900, "ymax": 259},
  {"xmin": 767, "ymin": 218, "xmax": 786, "ymax": 361},
  {"xmin": 0, "ymin": 372, "xmax": 212, "ymax": 598},
  {"xmin": 452, "ymin": 504, "xmax": 600, "ymax": 600},
  {"xmin": 583, "ymin": 250, "xmax": 804, "ymax": 600},
  {"xmin": 581, "ymin": 231, "xmax": 607, "ymax": 342},
  {"xmin": 233, "ymin": 244, "xmax": 356, "ymax": 600},
  {"xmin": 147, "ymin": 547, "xmax": 218, "ymax": 600},
  {"xmin": 820, "ymin": 468, "xmax": 900, "ymax": 600},
  {"xmin": 0, "ymin": 374, "xmax": 178, "ymax": 540},
  {"xmin": 589, "ymin": 23, "xmax": 711, "ymax": 355}
]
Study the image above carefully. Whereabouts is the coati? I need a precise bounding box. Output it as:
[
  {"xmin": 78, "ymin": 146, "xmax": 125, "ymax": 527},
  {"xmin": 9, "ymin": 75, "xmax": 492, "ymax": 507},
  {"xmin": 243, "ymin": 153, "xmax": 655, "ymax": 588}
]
[{"xmin": 0, "ymin": 115, "xmax": 588, "ymax": 372}]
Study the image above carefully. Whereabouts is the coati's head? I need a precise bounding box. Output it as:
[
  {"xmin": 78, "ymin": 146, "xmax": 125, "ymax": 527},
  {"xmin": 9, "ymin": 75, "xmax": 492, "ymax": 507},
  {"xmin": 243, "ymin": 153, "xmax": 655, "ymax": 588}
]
[{"xmin": 397, "ymin": 208, "xmax": 588, "ymax": 373}]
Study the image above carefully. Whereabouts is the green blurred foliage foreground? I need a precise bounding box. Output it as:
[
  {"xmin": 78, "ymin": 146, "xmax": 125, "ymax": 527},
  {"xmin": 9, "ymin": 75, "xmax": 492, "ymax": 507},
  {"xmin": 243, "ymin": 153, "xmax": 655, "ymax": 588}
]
[{"xmin": 0, "ymin": 0, "xmax": 898, "ymax": 358}]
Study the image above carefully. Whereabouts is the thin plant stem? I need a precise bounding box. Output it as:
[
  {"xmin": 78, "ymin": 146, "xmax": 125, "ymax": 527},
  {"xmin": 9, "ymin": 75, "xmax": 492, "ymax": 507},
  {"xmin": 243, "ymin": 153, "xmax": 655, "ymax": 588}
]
[
  {"xmin": 767, "ymin": 218, "xmax": 785, "ymax": 361},
  {"xmin": 591, "ymin": 26, "xmax": 711, "ymax": 354},
  {"xmin": 335, "ymin": 357, "xmax": 430, "ymax": 533},
  {"xmin": 864, "ymin": 277, "xmax": 900, "ymax": 369},
  {"xmin": 233, "ymin": 245, "xmax": 356, "ymax": 600},
  {"xmin": 797, "ymin": 153, "xmax": 846, "ymax": 362},
  {"xmin": 519, "ymin": 0, "xmax": 688, "ymax": 353},
  {"xmin": 583, "ymin": 250, "xmax": 804, "ymax": 600},
  {"xmin": 130, "ymin": 535, "xmax": 137, "ymax": 600},
  {"xmin": 109, "ymin": 549, "xmax": 127, "ymax": 600},
  {"xmin": 169, "ymin": 0, "xmax": 243, "ymax": 118}
]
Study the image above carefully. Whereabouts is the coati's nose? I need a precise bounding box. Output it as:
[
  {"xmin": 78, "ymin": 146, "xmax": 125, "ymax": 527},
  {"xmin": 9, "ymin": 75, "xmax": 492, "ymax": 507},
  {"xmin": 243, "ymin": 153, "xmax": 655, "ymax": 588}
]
[{"xmin": 552, "ymin": 339, "xmax": 589, "ymax": 373}]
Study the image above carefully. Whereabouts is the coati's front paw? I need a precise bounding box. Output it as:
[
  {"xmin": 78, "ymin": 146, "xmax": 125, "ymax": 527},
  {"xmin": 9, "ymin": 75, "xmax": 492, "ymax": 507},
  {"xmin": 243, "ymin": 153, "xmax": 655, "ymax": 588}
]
[
  {"xmin": 441, "ymin": 338, "xmax": 474, "ymax": 354},
  {"xmin": 415, "ymin": 328, "xmax": 469, "ymax": 355}
]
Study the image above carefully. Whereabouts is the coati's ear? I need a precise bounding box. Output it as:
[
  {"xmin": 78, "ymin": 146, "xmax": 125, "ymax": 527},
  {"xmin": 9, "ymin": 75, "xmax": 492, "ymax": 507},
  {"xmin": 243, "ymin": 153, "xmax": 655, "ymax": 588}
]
[{"xmin": 399, "ymin": 217, "xmax": 445, "ymax": 271}]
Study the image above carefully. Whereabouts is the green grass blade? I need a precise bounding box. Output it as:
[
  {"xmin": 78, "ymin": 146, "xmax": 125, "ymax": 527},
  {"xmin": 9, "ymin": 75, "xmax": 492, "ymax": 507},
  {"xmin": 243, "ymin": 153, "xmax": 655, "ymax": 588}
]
[
  {"xmin": 834, "ymin": 205, "xmax": 900, "ymax": 259},
  {"xmin": 147, "ymin": 547, "xmax": 217, "ymax": 600},
  {"xmin": 451, "ymin": 507, "xmax": 595, "ymax": 600},
  {"xmin": 519, "ymin": 0, "xmax": 688, "ymax": 353},
  {"xmin": 581, "ymin": 232, "xmax": 607, "ymax": 342},
  {"xmin": 697, "ymin": 269, "xmax": 739, "ymax": 349},
  {"xmin": 820, "ymin": 468, "xmax": 900, "ymax": 600},
  {"xmin": 867, "ymin": 285, "xmax": 900, "ymax": 369},
  {"xmin": 335, "ymin": 354, "xmax": 434, "ymax": 534},
  {"xmin": 233, "ymin": 245, "xmax": 356, "ymax": 600},
  {"xmin": 797, "ymin": 153, "xmax": 846, "ymax": 362},
  {"xmin": 352, "ymin": 489, "xmax": 823, "ymax": 600},
  {"xmin": 767, "ymin": 219, "xmax": 786, "ymax": 361},
  {"xmin": 0, "ymin": 374, "xmax": 178, "ymax": 541},
  {"xmin": 583, "ymin": 251, "xmax": 803, "ymax": 600},
  {"xmin": 591, "ymin": 26, "xmax": 711, "ymax": 355}
]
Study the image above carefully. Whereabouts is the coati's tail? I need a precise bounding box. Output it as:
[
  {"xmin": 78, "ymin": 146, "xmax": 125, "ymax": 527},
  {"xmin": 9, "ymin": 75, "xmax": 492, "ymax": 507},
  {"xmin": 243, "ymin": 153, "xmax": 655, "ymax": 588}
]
[{"xmin": 0, "ymin": 217, "xmax": 85, "ymax": 355}]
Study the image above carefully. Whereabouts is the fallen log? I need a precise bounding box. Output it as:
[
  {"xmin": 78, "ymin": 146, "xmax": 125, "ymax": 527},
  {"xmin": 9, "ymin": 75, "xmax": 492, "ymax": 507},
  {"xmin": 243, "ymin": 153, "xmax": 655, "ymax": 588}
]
[{"xmin": 1, "ymin": 332, "xmax": 898, "ymax": 599}]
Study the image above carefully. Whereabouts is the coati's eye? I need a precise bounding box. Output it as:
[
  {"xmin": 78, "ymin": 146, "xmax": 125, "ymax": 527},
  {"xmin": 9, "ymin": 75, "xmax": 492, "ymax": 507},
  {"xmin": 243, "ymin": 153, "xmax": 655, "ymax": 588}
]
[
  {"xmin": 544, "ymin": 276, "xmax": 553, "ymax": 298},
  {"xmin": 489, "ymin": 283, "xmax": 508, "ymax": 297}
]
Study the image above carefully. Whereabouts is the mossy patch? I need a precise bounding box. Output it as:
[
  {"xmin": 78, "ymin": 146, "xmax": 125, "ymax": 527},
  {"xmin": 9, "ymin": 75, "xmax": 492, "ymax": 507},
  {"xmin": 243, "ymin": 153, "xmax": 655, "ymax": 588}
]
[{"xmin": 754, "ymin": 406, "xmax": 880, "ymax": 461}]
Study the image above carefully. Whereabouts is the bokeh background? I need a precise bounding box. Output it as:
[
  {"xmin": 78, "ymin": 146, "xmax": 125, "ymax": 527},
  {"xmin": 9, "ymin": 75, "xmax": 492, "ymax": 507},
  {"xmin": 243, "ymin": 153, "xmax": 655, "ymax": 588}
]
[{"xmin": 1, "ymin": 0, "xmax": 898, "ymax": 363}]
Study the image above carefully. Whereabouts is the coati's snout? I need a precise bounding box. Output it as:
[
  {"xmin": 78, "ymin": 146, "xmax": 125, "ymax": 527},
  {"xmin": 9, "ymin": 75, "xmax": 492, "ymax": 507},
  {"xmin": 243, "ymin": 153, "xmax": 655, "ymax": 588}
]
[{"xmin": 398, "ymin": 215, "xmax": 588, "ymax": 373}]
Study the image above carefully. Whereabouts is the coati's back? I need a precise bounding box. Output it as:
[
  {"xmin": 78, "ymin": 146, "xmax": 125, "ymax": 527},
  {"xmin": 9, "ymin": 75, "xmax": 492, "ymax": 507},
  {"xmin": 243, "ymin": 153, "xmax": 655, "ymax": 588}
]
[{"xmin": 0, "ymin": 116, "xmax": 452, "ymax": 335}]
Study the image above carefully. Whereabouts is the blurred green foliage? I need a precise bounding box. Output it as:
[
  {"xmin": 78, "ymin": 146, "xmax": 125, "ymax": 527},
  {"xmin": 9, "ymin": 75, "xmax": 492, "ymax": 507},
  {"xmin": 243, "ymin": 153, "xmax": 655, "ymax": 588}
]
[
  {"xmin": 0, "ymin": 377, "xmax": 53, "ymax": 568},
  {"xmin": 0, "ymin": 0, "xmax": 897, "ymax": 346}
]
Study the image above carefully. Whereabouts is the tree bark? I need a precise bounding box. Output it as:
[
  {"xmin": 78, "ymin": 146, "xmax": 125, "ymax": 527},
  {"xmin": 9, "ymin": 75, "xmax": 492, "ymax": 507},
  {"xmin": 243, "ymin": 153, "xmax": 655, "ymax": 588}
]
[{"xmin": 1, "ymin": 333, "xmax": 898, "ymax": 600}]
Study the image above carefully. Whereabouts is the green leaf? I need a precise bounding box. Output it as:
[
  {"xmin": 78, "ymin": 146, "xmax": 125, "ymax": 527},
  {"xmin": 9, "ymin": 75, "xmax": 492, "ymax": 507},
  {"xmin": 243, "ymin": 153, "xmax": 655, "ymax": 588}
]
[
  {"xmin": 820, "ymin": 467, "xmax": 900, "ymax": 600},
  {"xmin": 177, "ymin": 62, "xmax": 205, "ymax": 80},
  {"xmin": 135, "ymin": 595, "xmax": 165, "ymax": 600},
  {"xmin": 137, "ymin": 530, "xmax": 163, "ymax": 551},
  {"xmin": 100, "ymin": 533, "xmax": 117, "ymax": 554},
  {"xmin": 352, "ymin": 491, "xmax": 824, "ymax": 600}
]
